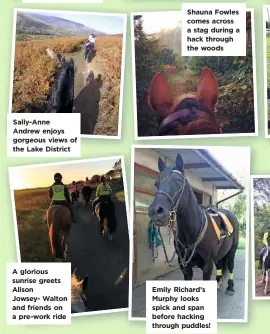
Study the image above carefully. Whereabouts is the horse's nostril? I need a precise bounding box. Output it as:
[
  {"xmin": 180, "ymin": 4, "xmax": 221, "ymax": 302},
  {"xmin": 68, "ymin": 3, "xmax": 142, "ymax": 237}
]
[{"xmin": 156, "ymin": 206, "xmax": 163, "ymax": 215}]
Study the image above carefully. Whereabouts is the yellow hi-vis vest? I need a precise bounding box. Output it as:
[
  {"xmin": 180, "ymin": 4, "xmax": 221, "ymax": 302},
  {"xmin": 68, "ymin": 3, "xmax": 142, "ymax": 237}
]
[{"xmin": 52, "ymin": 184, "xmax": 65, "ymax": 201}]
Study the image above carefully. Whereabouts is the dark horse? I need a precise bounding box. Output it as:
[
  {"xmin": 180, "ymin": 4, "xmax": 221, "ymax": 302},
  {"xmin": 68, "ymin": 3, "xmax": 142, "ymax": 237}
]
[
  {"xmin": 84, "ymin": 42, "xmax": 95, "ymax": 63},
  {"xmin": 147, "ymin": 67, "xmax": 222, "ymax": 135},
  {"xmin": 95, "ymin": 197, "xmax": 116, "ymax": 241},
  {"xmin": 82, "ymin": 186, "xmax": 92, "ymax": 207},
  {"xmin": 46, "ymin": 49, "xmax": 74, "ymax": 113},
  {"xmin": 261, "ymin": 236, "xmax": 270, "ymax": 295},
  {"xmin": 148, "ymin": 153, "xmax": 240, "ymax": 296},
  {"xmin": 71, "ymin": 191, "xmax": 78, "ymax": 205}
]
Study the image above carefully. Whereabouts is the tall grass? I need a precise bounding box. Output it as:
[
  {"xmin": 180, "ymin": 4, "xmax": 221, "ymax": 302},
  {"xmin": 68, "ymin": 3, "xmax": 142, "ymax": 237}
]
[{"xmin": 12, "ymin": 36, "xmax": 86, "ymax": 112}]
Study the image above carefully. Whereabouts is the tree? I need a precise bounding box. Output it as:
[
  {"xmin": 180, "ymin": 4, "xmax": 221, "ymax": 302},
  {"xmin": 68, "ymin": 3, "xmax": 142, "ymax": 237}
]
[
  {"xmin": 253, "ymin": 178, "xmax": 270, "ymax": 204},
  {"xmin": 113, "ymin": 159, "xmax": 122, "ymax": 177}
]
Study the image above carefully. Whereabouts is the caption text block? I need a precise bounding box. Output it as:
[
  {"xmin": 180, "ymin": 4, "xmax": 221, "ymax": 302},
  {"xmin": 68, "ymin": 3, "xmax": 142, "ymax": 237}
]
[
  {"xmin": 7, "ymin": 262, "xmax": 71, "ymax": 325},
  {"xmin": 146, "ymin": 280, "xmax": 217, "ymax": 333},
  {"xmin": 182, "ymin": 3, "xmax": 246, "ymax": 56}
]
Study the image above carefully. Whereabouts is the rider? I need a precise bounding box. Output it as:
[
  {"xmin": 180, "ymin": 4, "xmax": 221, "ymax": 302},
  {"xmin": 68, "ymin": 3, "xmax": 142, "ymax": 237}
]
[
  {"xmin": 88, "ymin": 33, "xmax": 96, "ymax": 52},
  {"xmin": 71, "ymin": 181, "xmax": 78, "ymax": 199},
  {"xmin": 48, "ymin": 173, "xmax": 77, "ymax": 223},
  {"xmin": 258, "ymin": 225, "xmax": 270, "ymax": 269},
  {"xmin": 84, "ymin": 177, "xmax": 90, "ymax": 187},
  {"xmin": 92, "ymin": 175, "xmax": 113, "ymax": 217}
]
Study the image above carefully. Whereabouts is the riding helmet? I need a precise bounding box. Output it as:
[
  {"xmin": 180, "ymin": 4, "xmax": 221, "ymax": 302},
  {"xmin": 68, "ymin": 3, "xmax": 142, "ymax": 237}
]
[
  {"xmin": 54, "ymin": 173, "xmax": 62, "ymax": 180},
  {"xmin": 86, "ymin": 177, "xmax": 89, "ymax": 181},
  {"xmin": 100, "ymin": 175, "xmax": 106, "ymax": 183}
]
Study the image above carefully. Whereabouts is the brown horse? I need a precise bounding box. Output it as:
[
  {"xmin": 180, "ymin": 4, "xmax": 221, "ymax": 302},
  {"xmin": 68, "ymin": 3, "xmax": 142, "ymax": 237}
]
[
  {"xmin": 95, "ymin": 199, "xmax": 116, "ymax": 241},
  {"xmin": 47, "ymin": 205, "xmax": 72, "ymax": 261},
  {"xmin": 147, "ymin": 67, "xmax": 222, "ymax": 135}
]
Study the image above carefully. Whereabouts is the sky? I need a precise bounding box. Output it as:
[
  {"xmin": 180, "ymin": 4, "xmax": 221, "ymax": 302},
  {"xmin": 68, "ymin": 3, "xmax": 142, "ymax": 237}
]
[
  {"xmin": 9, "ymin": 159, "xmax": 118, "ymax": 190},
  {"xmin": 28, "ymin": 11, "xmax": 124, "ymax": 34},
  {"xmin": 140, "ymin": 12, "xmax": 182, "ymax": 34}
]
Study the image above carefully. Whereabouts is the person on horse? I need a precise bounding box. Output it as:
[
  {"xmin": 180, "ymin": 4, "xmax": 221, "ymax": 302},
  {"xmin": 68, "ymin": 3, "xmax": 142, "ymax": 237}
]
[
  {"xmin": 71, "ymin": 181, "xmax": 77, "ymax": 193},
  {"xmin": 258, "ymin": 225, "xmax": 270, "ymax": 269},
  {"xmin": 48, "ymin": 173, "xmax": 77, "ymax": 224},
  {"xmin": 84, "ymin": 177, "xmax": 90, "ymax": 187},
  {"xmin": 87, "ymin": 33, "xmax": 96, "ymax": 52},
  {"xmin": 92, "ymin": 175, "xmax": 113, "ymax": 216}
]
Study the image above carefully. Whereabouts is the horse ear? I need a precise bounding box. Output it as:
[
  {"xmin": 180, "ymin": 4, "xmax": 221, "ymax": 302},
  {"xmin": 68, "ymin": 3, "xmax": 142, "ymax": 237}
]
[
  {"xmin": 79, "ymin": 276, "xmax": 89, "ymax": 293},
  {"xmin": 158, "ymin": 157, "xmax": 166, "ymax": 173},
  {"xmin": 197, "ymin": 67, "xmax": 219, "ymax": 112},
  {"xmin": 175, "ymin": 153, "xmax": 184, "ymax": 172},
  {"xmin": 148, "ymin": 73, "xmax": 173, "ymax": 122}
]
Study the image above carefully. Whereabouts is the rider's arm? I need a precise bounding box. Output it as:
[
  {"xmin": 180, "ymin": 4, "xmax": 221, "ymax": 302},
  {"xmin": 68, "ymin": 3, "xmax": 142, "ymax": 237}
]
[
  {"xmin": 64, "ymin": 186, "xmax": 71, "ymax": 203},
  {"xmin": 263, "ymin": 232, "xmax": 268, "ymax": 247},
  {"xmin": 49, "ymin": 186, "xmax": 53, "ymax": 200}
]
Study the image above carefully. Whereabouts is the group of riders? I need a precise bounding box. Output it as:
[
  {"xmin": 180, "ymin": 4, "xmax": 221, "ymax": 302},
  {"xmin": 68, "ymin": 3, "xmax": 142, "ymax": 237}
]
[
  {"xmin": 85, "ymin": 33, "xmax": 96, "ymax": 60},
  {"xmin": 48, "ymin": 172, "xmax": 114, "ymax": 226}
]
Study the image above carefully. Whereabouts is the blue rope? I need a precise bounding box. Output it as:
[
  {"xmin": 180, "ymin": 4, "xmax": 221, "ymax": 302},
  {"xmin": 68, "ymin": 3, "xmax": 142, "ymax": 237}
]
[{"xmin": 148, "ymin": 222, "xmax": 162, "ymax": 248}]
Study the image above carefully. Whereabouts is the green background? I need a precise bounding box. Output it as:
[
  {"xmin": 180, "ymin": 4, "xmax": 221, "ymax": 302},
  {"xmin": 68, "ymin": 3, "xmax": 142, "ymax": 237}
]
[{"xmin": 1, "ymin": 0, "xmax": 269, "ymax": 332}]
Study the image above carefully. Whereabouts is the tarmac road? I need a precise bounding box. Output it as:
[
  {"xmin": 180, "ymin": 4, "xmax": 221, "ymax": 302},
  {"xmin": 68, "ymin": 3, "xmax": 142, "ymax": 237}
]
[
  {"xmin": 132, "ymin": 250, "xmax": 246, "ymax": 320},
  {"xmin": 67, "ymin": 196, "xmax": 129, "ymax": 312}
]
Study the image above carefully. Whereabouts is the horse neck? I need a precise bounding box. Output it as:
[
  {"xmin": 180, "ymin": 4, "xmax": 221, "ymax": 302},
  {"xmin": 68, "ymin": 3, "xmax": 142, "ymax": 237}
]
[{"xmin": 176, "ymin": 183, "xmax": 202, "ymax": 244}]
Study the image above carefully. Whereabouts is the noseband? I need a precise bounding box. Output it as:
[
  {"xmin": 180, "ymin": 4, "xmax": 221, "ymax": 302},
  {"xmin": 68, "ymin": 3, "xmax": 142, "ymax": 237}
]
[
  {"xmin": 155, "ymin": 170, "xmax": 186, "ymax": 228},
  {"xmin": 157, "ymin": 98, "xmax": 218, "ymax": 136}
]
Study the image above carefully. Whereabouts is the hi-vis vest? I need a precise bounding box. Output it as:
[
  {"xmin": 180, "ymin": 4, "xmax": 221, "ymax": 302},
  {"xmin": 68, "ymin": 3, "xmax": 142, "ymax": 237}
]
[
  {"xmin": 96, "ymin": 183, "xmax": 112, "ymax": 196},
  {"xmin": 84, "ymin": 181, "xmax": 90, "ymax": 186},
  {"xmin": 52, "ymin": 184, "xmax": 65, "ymax": 201},
  {"xmin": 71, "ymin": 185, "xmax": 77, "ymax": 191}
]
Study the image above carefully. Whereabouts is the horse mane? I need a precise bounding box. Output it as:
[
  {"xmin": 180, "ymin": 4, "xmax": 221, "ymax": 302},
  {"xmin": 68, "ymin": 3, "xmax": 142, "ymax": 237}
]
[
  {"xmin": 71, "ymin": 273, "xmax": 84, "ymax": 304},
  {"xmin": 167, "ymin": 118, "xmax": 220, "ymax": 135}
]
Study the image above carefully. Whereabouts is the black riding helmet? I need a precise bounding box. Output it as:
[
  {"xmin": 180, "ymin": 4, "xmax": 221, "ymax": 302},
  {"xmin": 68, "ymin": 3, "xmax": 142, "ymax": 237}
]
[
  {"xmin": 100, "ymin": 175, "xmax": 106, "ymax": 183},
  {"xmin": 86, "ymin": 177, "xmax": 89, "ymax": 181},
  {"xmin": 54, "ymin": 173, "xmax": 62, "ymax": 181},
  {"xmin": 72, "ymin": 181, "xmax": 76, "ymax": 184}
]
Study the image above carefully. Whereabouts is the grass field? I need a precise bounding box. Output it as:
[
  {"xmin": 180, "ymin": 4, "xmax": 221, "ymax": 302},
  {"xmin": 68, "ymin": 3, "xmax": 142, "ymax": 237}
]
[
  {"xmin": 91, "ymin": 35, "xmax": 123, "ymax": 136},
  {"xmin": 12, "ymin": 36, "xmax": 85, "ymax": 113},
  {"xmin": 14, "ymin": 180, "xmax": 125, "ymax": 262}
]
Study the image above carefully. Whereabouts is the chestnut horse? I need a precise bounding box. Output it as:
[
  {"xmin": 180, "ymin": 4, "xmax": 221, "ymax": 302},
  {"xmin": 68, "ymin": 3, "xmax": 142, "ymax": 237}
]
[
  {"xmin": 47, "ymin": 205, "xmax": 72, "ymax": 261},
  {"xmin": 148, "ymin": 67, "xmax": 221, "ymax": 135}
]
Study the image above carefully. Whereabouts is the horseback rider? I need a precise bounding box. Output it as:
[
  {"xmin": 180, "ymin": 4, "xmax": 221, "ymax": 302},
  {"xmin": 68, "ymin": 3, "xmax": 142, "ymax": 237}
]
[
  {"xmin": 48, "ymin": 173, "xmax": 77, "ymax": 224},
  {"xmin": 258, "ymin": 225, "xmax": 270, "ymax": 269},
  {"xmin": 71, "ymin": 181, "xmax": 77, "ymax": 193},
  {"xmin": 92, "ymin": 175, "xmax": 113, "ymax": 216},
  {"xmin": 88, "ymin": 33, "xmax": 96, "ymax": 52},
  {"xmin": 84, "ymin": 177, "xmax": 90, "ymax": 187}
]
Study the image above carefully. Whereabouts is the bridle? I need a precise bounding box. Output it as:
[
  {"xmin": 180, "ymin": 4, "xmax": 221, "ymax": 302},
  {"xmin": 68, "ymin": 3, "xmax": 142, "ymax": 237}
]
[
  {"xmin": 154, "ymin": 169, "xmax": 208, "ymax": 267},
  {"xmin": 157, "ymin": 98, "xmax": 221, "ymax": 136}
]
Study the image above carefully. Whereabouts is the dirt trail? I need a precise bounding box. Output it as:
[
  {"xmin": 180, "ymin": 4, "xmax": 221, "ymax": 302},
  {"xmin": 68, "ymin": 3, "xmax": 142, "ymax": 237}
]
[
  {"xmin": 255, "ymin": 275, "xmax": 270, "ymax": 297},
  {"xmin": 67, "ymin": 46, "xmax": 109, "ymax": 135}
]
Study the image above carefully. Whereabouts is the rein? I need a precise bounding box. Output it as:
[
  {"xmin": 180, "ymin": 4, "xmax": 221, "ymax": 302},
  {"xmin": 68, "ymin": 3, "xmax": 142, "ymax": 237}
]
[
  {"xmin": 155, "ymin": 170, "xmax": 208, "ymax": 267},
  {"xmin": 157, "ymin": 98, "xmax": 220, "ymax": 135}
]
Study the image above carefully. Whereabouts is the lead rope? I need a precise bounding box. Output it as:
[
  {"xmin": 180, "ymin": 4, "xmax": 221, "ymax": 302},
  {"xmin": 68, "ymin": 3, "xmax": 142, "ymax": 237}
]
[{"xmin": 171, "ymin": 210, "xmax": 208, "ymax": 268}]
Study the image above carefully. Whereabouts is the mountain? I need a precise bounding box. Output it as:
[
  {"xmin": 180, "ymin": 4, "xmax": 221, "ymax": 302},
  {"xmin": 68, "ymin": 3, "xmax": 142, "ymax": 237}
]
[{"xmin": 16, "ymin": 12, "xmax": 106, "ymax": 37}]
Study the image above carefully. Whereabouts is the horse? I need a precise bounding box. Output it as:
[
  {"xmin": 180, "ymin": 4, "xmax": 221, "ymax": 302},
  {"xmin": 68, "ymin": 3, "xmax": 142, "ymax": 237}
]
[
  {"xmin": 148, "ymin": 153, "xmax": 240, "ymax": 296},
  {"xmin": 147, "ymin": 67, "xmax": 221, "ymax": 135},
  {"xmin": 84, "ymin": 42, "xmax": 95, "ymax": 63},
  {"xmin": 95, "ymin": 198, "xmax": 116, "ymax": 241},
  {"xmin": 46, "ymin": 48, "xmax": 74, "ymax": 113},
  {"xmin": 47, "ymin": 205, "xmax": 72, "ymax": 261},
  {"xmin": 82, "ymin": 186, "xmax": 92, "ymax": 207},
  {"xmin": 261, "ymin": 237, "xmax": 270, "ymax": 295},
  {"xmin": 71, "ymin": 272, "xmax": 89, "ymax": 313},
  {"xmin": 71, "ymin": 191, "xmax": 78, "ymax": 205}
]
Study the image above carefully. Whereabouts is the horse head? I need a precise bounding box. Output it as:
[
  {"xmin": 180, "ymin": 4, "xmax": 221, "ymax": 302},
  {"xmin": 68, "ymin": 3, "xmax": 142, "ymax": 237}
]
[
  {"xmin": 147, "ymin": 67, "xmax": 221, "ymax": 135},
  {"xmin": 46, "ymin": 49, "xmax": 74, "ymax": 113},
  {"xmin": 148, "ymin": 153, "xmax": 187, "ymax": 227},
  {"xmin": 71, "ymin": 273, "xmax": 89, "ymax": 314}
]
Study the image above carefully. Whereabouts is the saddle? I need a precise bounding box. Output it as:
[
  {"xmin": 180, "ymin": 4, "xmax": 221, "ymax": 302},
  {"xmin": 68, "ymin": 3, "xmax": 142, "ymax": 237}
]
[{"xmin": 201, "ymin": 205, "xmax": 233, "ymax": 241}]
